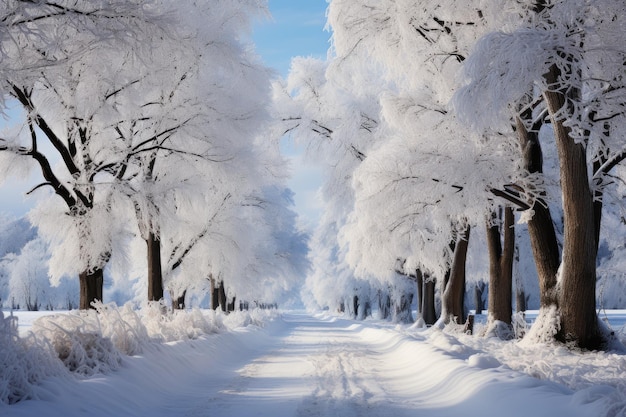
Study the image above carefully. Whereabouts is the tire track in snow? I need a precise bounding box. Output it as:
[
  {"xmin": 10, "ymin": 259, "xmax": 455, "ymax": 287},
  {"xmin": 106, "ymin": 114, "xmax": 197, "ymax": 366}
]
[{"xmin": 296, "ymin": 341, "xmax": 389, "ymax": 417}]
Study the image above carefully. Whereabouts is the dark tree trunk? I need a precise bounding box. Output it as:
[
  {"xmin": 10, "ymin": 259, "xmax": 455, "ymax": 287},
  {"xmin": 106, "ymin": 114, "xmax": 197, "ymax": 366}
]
[
  {"xmin": 353, "ymin": 295, "xmax": 359, "ymax": 319},
  {"xmin": 486, "ymin": 207, "xmax": 515, "ymax": 326},
  {"xmin": 146, "ymin": 231, "xmax": 164, "ymax": 302},
  {"xmin": 544, "ymin": 65, "xmax": 600, "ymax": 349},
  {"xmin": 218, "ymin": 282, "xmax": 227, "ymax": 312},
  {"xmin": 415, "ymin": 270, "xmax": 424, "ymax": 318},
  {"xmin": 79, "ymin": 267, "xmax": 104, "ymax": 310},
  {"xmin": 442, "ymin": 226, "xmax": 470, "ymax": 324},
  {"xmin": 210, "ymin": 275, "xmax": 219, "ymax": 310},
  {"xmin": 227, "ymin": 296, "xmax": 236, "ymax": 312},
  {"xmin": 423, "ymin": 277, "xmax": 437, "ymax": 325},
  {"xmin": 515, "ymin": 114, "xmax": 561, "ymax": 310}
]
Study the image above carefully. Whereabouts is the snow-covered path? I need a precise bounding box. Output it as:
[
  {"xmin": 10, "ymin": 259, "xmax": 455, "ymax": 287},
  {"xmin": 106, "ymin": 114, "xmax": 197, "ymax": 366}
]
[
  {"xmin": 179, "ymin": 312, "xmax": 392, "ymax": 417},
  {"xmin": 4, "ymin": 311, "xmax": 615, "ymax": 417}
]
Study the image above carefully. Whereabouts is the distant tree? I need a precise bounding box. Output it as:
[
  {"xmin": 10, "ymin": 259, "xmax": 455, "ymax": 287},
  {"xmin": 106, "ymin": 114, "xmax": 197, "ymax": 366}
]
[{"xmin": 7, "ymin": 238, "xmax": 49, "ymax": 311}]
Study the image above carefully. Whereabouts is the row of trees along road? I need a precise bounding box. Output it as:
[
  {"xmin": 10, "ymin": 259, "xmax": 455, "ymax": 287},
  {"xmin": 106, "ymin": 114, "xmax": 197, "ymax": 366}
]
[
  {"xmin": 277, "ymin": 0, "xmax": 626, "ymax": 350},
  {"xmin": 0, "ymin": 1, "xmax": 308, "ymax": 311}
]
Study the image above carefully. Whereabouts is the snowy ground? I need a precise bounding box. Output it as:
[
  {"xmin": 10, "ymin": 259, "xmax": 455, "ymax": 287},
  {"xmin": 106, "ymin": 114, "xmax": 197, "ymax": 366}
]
[{"xmin": 3, "ymin": 309, "xmax": 626, "ymax": 417}]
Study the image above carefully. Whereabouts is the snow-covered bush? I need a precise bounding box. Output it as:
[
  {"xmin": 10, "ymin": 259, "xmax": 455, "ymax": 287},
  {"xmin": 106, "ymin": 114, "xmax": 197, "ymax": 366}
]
[
  {"xmin": 139, "ymin": 301, "xmax": 221, "ymax": 342},
  {"xmin": 0, "ymin": 310, "xmax": 64, "ymax": 404},
  {"xmin": 30, "ymin": 301, "xmax": 230, "ymax": 375},
  {"xmin": 31, "ymin": 311, "xmax": 123, "ymax": 377}
]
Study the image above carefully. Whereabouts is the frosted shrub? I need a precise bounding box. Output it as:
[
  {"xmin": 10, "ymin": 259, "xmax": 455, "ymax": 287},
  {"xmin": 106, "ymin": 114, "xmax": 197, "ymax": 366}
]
[
  {"xmin": 93, "ymin": 302, "xmax": 150, "ymax": 355},
  {"xmin": 0, "ymin": 311, "xmax": 64, "ymax": 404},
  {"xmin": 139, "ymin": 302, "xmax": 221, "ymax": 342},
  {"xmin": 32, "ymin": 312, "xmax": 122, "ymax": 377},
  {"xmin": 221, "ymin": 309, "xmax": 278, "ymax": 330}
]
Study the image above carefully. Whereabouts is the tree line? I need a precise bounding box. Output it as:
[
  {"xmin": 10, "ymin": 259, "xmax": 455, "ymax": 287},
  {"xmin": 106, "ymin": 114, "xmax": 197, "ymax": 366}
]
[
  {"xmin": 0, "ymin": 1, "xmax": 308, "ymax": 312},
  {"xmin": 280, "ymin": 0, "xmax": 626, "ymax": 350}
]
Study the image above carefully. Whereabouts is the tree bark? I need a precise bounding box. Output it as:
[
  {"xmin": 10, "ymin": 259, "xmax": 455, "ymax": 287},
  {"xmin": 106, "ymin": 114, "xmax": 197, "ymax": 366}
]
[
  {"xmin": 378, "ymin": 291, "xmax": 391, "ymax": 319},
  {"xmin": 218, "ymin": 281, "xmax": 227, "ymax": 312},
  {"xmin": 422, "ymin": 277, "xmax": 437, "ymax": 325},
  {"xmin": 210, "ymin": 275, "xmax": 219, "ymax": 310},
  {"xmin": 79, "ymin": 267, "xmax": 104, "ymax": 310},
  {"xmin": 544, "ymin": 64, "xmax": 600, "ymax": 349},
  {"xmin": 442, "ymin": 226, "xmax": 470, "ymax": 324},
  {"xmin": 486, "ymin": 207, "xmax": 515, "ymax": 326},
  {"xmin": 146, "ymin": 231, "xmax": 164, "ymax": 302},
  {"xmin": 515, "ymin": 114, "xmax": 561, "ymax": 310},
  {"xmin": 415, "ymin": 270, "xmax": 424, "ymax": 319},
  {"xmin": 227, "ymin": 296, "xmax": 236, "ymax": 312}
]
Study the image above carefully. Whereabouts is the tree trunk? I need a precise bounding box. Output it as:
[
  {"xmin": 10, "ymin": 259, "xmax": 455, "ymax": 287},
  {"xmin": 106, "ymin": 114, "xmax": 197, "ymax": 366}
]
[
  {"xmin": 378, "ymin": 290, "xmax": 391, "ymax": 319},
  {"xmin": 515, "ymin": 114, "xmax": 561, "ymax": 310},
  {"xmin": 227, "ymin": 296, "xmax": 236, "ymax": 312},
  {"xmin": 210, "ymin": 275, "xmax": 219, "ymax": 311},
  {"xmin": 544, "ymin": 65, "xmax": 600, "ymax": 349},
  {"xmin": 474, "ymin": 282, "xmax": 485, "ymax": 315},
  {"xmin": 79, "ymin": 267, "xmax": 104, "ymax": 310},
  {"xmin": 442, "ymin": 226, "xmax": 470, "ymax": 324},
  {"xmin": 146, "ymin": 231, "xmax": 164, "ymax": 302},
  {"xmin": 392, "ymin": 292, "xmax": 413, "ymax": 323},
  {"xmin": 415, "ymin": 270, "xmax": 424, "ymax": 319},
  {"xmin": 516, "ymin": 289, "xmax": 527, "ymax": 313},
  {"xmin": 486, "ymin": 207, "xmax": 515, "ymax": 326},
  {"xmin": 172, "ymin": 289, "xmax": 186, "ymax": 310},
  {"xmin": 218, "ymin": 282, "xmax": 227, "ymax": 312},
  {"xmin": 423, "ymin": 277, "xmax": 437, "ymax": 325}
]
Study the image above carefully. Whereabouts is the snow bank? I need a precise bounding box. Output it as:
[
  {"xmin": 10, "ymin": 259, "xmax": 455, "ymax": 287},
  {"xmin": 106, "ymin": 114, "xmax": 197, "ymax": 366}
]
[
  {"xmin": 0, "ymin": 310, "xmax": 65, "ymax": 404},
  {"xmin": 0, "ymin": 303, "xmax": 277, "ymax": 405}
]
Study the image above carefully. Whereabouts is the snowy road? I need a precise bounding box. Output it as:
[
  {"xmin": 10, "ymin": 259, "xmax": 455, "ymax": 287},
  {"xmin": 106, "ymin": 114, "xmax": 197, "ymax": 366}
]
[
  {"xmin": 5, "ymin": 311, "xmax": 615, "ymax": 417},
  {"xmin": 153, "ymin": 313, "xmax": 608, "ymax": 417},
  {"xmin": 179, "ymin": 313, "xmax": 393, "ymax": 417}
]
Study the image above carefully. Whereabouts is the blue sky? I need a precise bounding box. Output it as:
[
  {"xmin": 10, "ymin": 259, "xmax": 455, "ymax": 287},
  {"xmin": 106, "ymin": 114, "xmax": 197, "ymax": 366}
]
[
  {"xmin": 253, "ymin": 0, "xmax": 330, "ymax": 227},
  {"xmin": 0, "ymin": 1, "xmax": 330, "ymax": 226},
  {"xmin": 254, "ymin": 0, "xmax": 330, "ymax": 77}
]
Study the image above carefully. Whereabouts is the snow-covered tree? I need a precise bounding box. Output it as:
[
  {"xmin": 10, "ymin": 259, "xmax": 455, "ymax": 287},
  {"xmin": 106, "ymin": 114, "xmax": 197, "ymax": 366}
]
[
  {"xmin": 316, "ymin": 0, "xmax": 534, "ymax": 327},
  {"xmin": 7, "ymin": 238, "xmax": 49, "ymax": 310},
  {"xmin": 0, "ymin": 0, "xmax": 293, "ymax": 311},
  {"xmin": 0, "ymin": 0, "xmax": 193, "ymax": 308},
  {"xmin": 456, "ymin": 0, "xmax": 626, "ymax": 348}
]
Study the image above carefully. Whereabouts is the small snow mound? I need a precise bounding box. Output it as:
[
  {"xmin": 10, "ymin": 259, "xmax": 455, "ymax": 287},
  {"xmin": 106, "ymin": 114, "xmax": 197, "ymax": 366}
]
[
  {"xmin": 467, "ymin": 353, "xmax": 501, "ymax": 369},
  {"xmin": 520, "ymin": 306, "xmax": 560, "ymax": 347},
  {"xmin": 428, "ymin": 330, "xmax": 474, "ymax": 355},
  {"xmin": 411, "ymin": 317, "xmax": 427, "ymax": 329},
  {"xmin": 483, "ymin": 320, "xmax": 514, "ymax": 340}
]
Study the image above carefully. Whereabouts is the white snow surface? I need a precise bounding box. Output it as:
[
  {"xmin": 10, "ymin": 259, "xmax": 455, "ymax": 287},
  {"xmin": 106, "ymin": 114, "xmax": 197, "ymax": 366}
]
[{"xmin": 3, "ymin": 309, "xmax": 626, "ymax": 417}]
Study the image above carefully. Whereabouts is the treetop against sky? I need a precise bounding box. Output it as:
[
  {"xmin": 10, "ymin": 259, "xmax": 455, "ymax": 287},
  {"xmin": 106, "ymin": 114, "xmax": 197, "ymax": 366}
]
[{"xmin": 0, "ymin": 0, "xmax": 330, "ymax": 225}]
